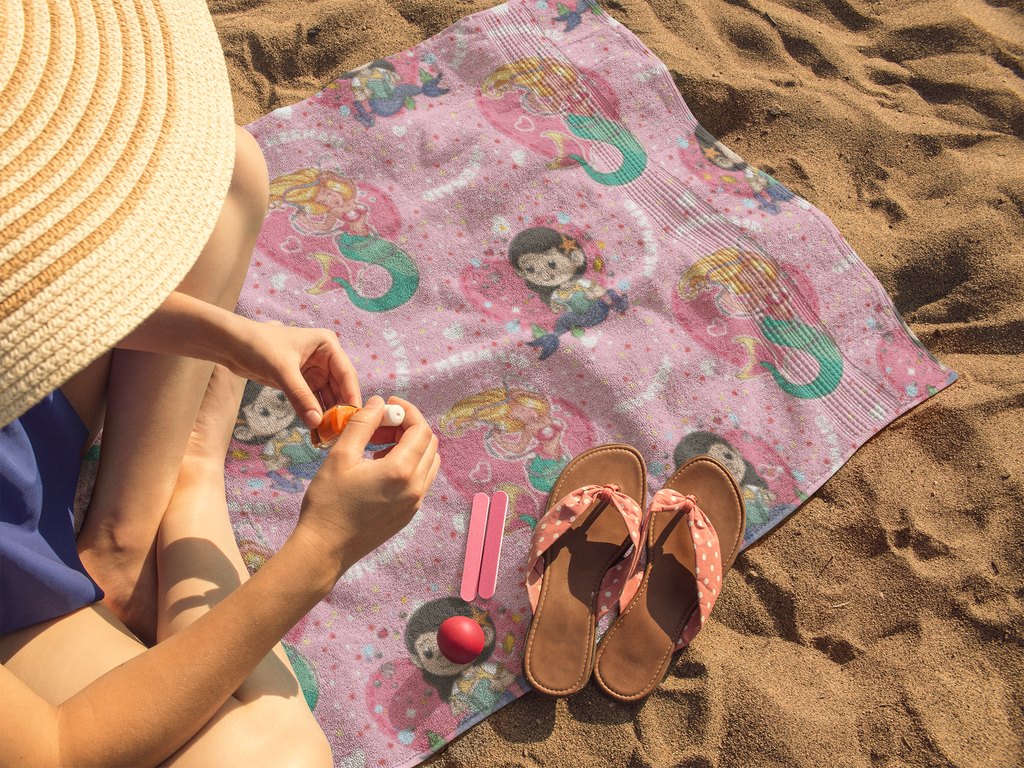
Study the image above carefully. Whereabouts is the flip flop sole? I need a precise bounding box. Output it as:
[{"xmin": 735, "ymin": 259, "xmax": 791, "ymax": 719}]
[
  {"xmin": 523, "ymin": 444, "xmax": 647, "ymax": 696},
  {"xmin": 593, "ymin": 456, "xmax": 745, "ymax": 701}
]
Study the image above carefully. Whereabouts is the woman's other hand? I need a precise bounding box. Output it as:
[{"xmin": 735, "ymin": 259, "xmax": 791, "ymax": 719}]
[{"xmin": 293, "ymin": 396, "xmax": 440, "ymax": 579}]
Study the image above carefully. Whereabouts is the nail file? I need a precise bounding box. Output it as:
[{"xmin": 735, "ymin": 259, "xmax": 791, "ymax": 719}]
[
  {"xmin": 477, "ymin": 491, "xmax": 508, "ymax": 600},
  {"xmin": 460, "ymin": 493, "xmax": 490, "ymax": 602}
]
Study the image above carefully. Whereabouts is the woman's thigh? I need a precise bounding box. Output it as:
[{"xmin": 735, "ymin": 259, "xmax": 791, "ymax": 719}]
[
  {"xmin": 0, "ymin": 603, "xmax": 142, "ymax": 704},
  {"xmin": 0, "ymin": 604, "xmax": 332, "ymax": 768}
]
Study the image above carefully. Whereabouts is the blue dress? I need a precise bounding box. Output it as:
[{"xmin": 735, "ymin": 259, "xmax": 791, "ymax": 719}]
[{"xmin": 0, "ymin": 390, "xmax": 104, "ymax": 634}]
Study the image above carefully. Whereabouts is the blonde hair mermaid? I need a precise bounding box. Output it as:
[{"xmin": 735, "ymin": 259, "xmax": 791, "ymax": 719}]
[
  {"xmin": 268, "ymin": 169, "xmax": 357, "ymax": 215},
  {"xmin": 482, "ymin": 57, "xmax": 584, "ymax": 116},
  {"xmin": 679, "ymin": 248, "xmax": 782, "ymax": 299},
  {"xmin": 439, "ymin": 387, "xmax": 551, "ymax": 438}
]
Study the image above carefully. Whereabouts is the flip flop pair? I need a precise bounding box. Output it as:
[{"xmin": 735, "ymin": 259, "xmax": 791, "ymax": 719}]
[{"xmin": 522, "ymin": 445, "xmax": 745, "ymax": 701}]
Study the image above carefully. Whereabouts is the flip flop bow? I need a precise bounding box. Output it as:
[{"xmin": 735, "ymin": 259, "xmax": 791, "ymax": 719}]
[{"xmin": 526, "ymin": 483, "xmax": 644, "ymax": 618}]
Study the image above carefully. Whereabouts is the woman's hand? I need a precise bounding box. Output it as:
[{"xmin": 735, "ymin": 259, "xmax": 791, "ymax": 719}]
[
  {"xmin": 228, "ymin": 318, "xmax": 362, "ymax": 428},
  {"xmin": 118, "ymin": 291, "xmax": 362, "ymax": 427},
  {"xmin": 293, "ymin": 396, "xmax": 440, "ymax": 579}
]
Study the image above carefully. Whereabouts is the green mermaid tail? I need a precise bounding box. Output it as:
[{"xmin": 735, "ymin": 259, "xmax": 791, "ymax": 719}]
[
  {"xmin": 758, "ymin": 315, "xmax": 844, "ymax": 399},
  {"xmin": 283, "ymin": 643, "xmax": 319, "ymax": 712},
  {"xmin": 563, "ymin": 112, "xmax": 647, "ymax": 186},
  {"xmin": 334, "ymin": 232, "xmax": 419, "ymax": 312},
  {"xmin": 527, "ymin": 454, "xmax": 570, "ymax": 493}
]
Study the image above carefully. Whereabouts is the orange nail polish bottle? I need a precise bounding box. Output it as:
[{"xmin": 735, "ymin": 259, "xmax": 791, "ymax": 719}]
[{"xmin": 310, "ymin": 403, "xmax": 405, "ymax": 448}]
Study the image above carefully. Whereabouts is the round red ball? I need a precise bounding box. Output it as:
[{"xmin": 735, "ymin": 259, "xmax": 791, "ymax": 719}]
[{"xmin": 437, "ymin": 616, "xmax": 486, "ymax": 664}]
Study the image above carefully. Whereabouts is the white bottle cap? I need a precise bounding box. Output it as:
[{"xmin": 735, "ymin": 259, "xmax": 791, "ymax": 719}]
[{"xmin": 383, "ymin": 404, "xmax": 405, "ymax": 426}]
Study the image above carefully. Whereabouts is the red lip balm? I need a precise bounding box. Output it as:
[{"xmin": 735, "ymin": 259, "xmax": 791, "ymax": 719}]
[{"xmin": 437, "ymin": 616, "xmax": 486, "ymax": 664}]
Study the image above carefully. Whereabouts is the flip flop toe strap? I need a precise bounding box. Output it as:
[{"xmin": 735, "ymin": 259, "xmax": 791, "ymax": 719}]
[
  {"xmin": 526, "ymin": 484, "xmax": 644, "ymax": 617},
  {"xmin": 620, "ymin": 488, "xmax": 723, "ymax": 651}
]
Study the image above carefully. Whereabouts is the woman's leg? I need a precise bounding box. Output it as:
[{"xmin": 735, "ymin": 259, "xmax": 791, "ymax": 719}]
[
  {"xmin": 157, "ymin": 365, "xmax": 331, "ymax": 764},
  {"xmin": 156, "ymin": 366, "xmax": 300, "ymax": 701},
  {"xmin": 70, "ymin": 126, "xmax": 269, "ymax": 645},
  {"xmin": 0, "ymin": 366, "xmax": 332, "ymax": 767}
]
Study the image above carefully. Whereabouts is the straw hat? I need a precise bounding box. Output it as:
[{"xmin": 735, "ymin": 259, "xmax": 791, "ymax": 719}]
[{"xmin": 0, "ymin": 0, "xmax": 237, "ymax": 426}]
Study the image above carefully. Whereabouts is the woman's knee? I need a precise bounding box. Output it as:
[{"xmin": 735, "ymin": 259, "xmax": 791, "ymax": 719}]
[
  {"xmin": 243, "ymin": 711, "xmax": 333, "ymax": 768},
  {"xmin": 229, "ymin": 125, "xmax": 269, "ymax": 235},
  {"xmin": 280, "ymin": 719, "xmax": 333, "ymax": 768},
  {"xmin": 174, "ymin": 693, "xmax": 333, "ymax": 768},
  {"xmin": 253, "ymin": 696, "xmax": 333, "ymax": 768},
  {"xmin": 175, "ymin": 126, "xmax": 268, "ymax": 306}
]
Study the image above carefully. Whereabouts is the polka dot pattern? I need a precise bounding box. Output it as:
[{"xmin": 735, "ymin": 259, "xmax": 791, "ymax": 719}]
[
  {"xmin": 526, "ymin": 484, "xmax": 644, "ymax": 617},
  {"xmin": 631, "ymin": 488, "xmax": 724, "ymax": 651}
]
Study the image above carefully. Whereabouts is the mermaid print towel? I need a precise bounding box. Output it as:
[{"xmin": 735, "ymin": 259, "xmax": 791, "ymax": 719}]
[{"xmin": 225, "ymin": 1, "xmax": 955, "ymax": 765}]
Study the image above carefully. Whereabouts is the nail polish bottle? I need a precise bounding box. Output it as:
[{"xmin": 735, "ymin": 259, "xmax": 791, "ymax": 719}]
[{"xmin": 310, "ymin": 403, "xmax": 405, "ymax": 449}]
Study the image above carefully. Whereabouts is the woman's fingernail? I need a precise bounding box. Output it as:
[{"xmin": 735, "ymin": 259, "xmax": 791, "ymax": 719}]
[
  {"xmin": 366, "ymin": 395, "xmax": 384, "ymax": 407},
  {"xmin": 304, "ymin": 409, "xmax": 321, "ymax": 427}
]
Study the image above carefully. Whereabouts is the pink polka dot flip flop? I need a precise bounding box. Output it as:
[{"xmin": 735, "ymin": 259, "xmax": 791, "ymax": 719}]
[
  {"xmin": 593, "ymin": 455, "xmax": 746, "ymax": 702},
  {"xmin": 523, "ymin": 444, "xmax": 647, "ymax": 697}
]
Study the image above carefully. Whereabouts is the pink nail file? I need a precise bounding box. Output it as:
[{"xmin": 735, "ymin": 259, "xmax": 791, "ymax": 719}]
[
  {"xmin": 477, "ymin": 491, "xmax": 508, "ymax": 600},
  {"xmin": 460, "ymin": 493, "xmax": 490, "ymax": 602}
]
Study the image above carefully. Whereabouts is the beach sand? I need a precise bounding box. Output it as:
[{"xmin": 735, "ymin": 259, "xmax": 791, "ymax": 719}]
[{"xmin": 209, "ymin": 0, "xmax": 1024, "ymax": 764}]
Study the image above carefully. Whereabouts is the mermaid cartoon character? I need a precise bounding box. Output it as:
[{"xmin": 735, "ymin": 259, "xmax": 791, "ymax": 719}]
[
  {"xmin": 345, "ymin": 60, "xmax": 401, "ymax": 103},
  {"xmin": 232, "ymin": 381, "xmax": 325, "ymax": 492},
  {"xmin": 438, "ymin": 386, "xmax": 570, "ymax": 493},
  {"xmin": 686, "ymin": 125, "xmax": 795, "ymax": 215},
  {"xmin": 678, "ymin": 247, "xmax": 843, "ymax": 400},
  {"xmin": 509, "ymin": 227, "xmax": 627, "ymax": 360},
  {"xmin": 338, "ymin": 59, "xmax": 449, "ymax": 128},
  {"xmin": 674, "ymin": 431, "xmax": 780, "ymax": 527},
  {"xmin": 267, "ymin": 168, "xmax": 419, "ymax": 312},
  {"xmin": 364, "ymin": 597, "xmax": 525, "ymax": 753},
  {"xmin": 481, "ymin": 57, "xmax": 647, "ymax": 186}
]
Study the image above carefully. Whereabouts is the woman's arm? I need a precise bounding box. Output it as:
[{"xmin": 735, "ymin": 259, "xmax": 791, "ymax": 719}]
[
  {"xmin": 0, "ymin": 397, "xmax": 439, "ymax": 768},
  {"xmin": 119, "ymin": 291, "xmax": 361, "ymax": 425}
]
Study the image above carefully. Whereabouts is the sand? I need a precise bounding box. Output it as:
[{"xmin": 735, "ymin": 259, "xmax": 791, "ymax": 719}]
[{"xmin": 209, "ymin": 0, "xmax": 1024, "ymax": 765}]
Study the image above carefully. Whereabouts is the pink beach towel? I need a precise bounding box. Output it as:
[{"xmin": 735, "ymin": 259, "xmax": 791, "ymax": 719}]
[{"xmin": 216, "ymin": 1, "xmax": 956, "ymax": 765}]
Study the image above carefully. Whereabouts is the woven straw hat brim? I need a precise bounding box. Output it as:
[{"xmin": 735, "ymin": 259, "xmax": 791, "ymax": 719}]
[{"xmin": 0, "ymin": 0, "xmax": 236, "ymax": 426}]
